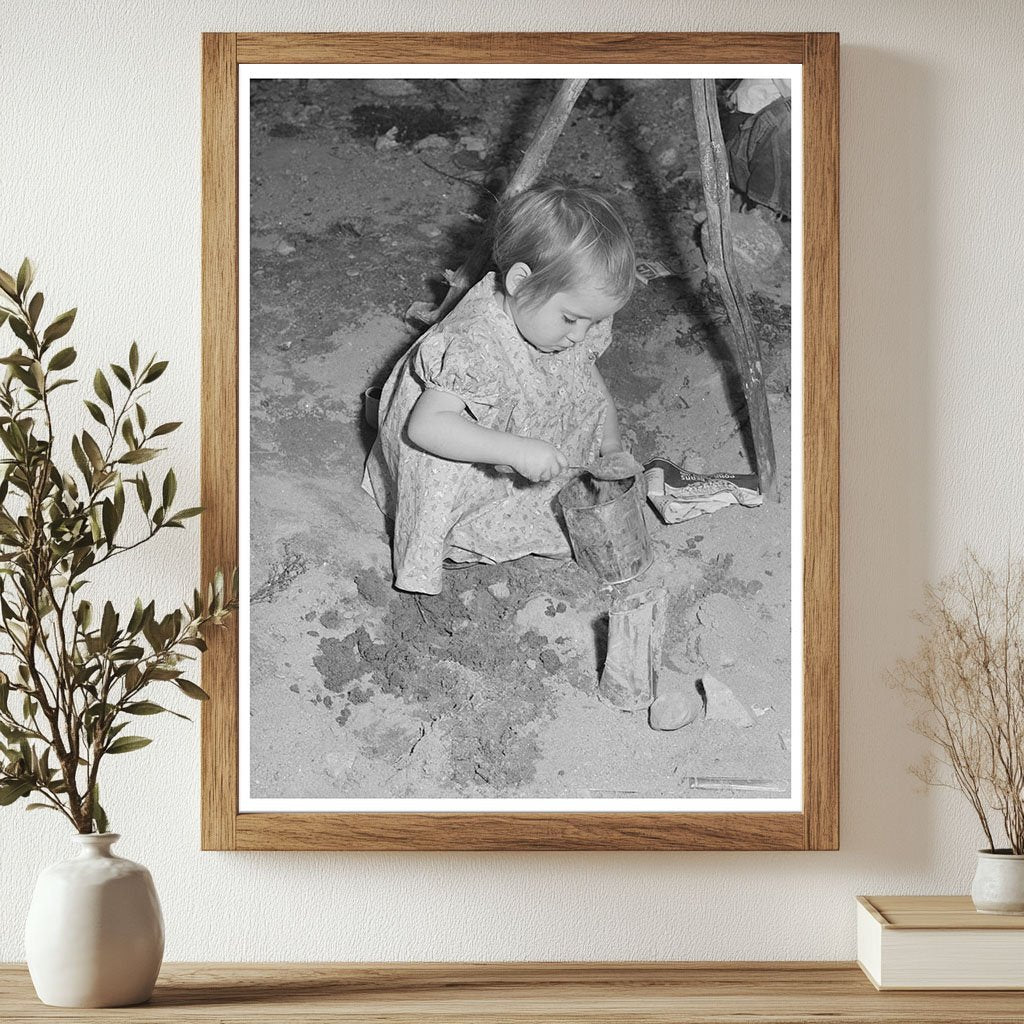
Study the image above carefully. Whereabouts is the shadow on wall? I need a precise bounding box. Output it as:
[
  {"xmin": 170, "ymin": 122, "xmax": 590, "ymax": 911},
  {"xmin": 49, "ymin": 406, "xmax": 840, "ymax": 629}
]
[{"xmin": 839, "ymin": 48, "xmax": 937, "ymax": 867}]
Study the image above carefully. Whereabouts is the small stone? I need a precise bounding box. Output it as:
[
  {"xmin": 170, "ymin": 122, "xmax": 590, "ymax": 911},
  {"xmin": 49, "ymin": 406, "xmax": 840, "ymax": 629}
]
[
  {"xmin": 526, "ymin": 659, "xmax": 537, "ymax": 670},
  {"xmin": 365, "ymin": 79, "xmax": 418, "ymax": 98},
  {"xmin": 416, "ymin": 223, "xmax": 442, "ymax": 238},
  {"xmin": 652, "ymin": 142, "xmax": 684, "ymax": 170},
  {"xmin": 374, "ymin": 126, "xmax": 400, "ymax": 151},
  {"xmin": 700, "ymin": 674, "xmax": 756, "ymax": 728},
  {"xmin": 458, "ymin": 134, "xmax": 487, "ymax": 153},
  {"xmin": 289, "ymin": 683, "xmax": 300, "ymax": 694},
  {"xmin": 487, "ymin": 581, "xmax": 511, "ymax": 600},
  {"xmin": 649, "ymin": 692, "xmax": 701, "ymax": 731},
  {"xmin": 719, "ymin": 652, "xmax": 736, "ymax": 668},
  {"xmin": 413, "ymin": 133, "xmax": 451, "ymax": 152},
  {"xmin": 456, "ymin": 78, "xmax": 483, "ymax": 93},
  {"xmin": 276, "ymin": 240, "xmax": 295, "ymax": 255},
  {"xmin": 539, "ymin": 649, "xmax": 561, "ymax": 673}
]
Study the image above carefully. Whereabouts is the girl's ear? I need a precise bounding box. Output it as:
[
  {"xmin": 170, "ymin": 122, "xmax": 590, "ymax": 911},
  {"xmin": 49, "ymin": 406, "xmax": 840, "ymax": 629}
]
[{"xmin": 504, "ymin": 262, "xmax": 532, "ymax": 297}]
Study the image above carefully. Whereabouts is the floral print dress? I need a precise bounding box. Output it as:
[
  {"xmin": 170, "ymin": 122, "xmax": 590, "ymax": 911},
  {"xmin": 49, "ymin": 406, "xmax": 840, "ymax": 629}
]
[{"xmin": 362, "ymin": 272, "xmax": 612, "ymax": 595}]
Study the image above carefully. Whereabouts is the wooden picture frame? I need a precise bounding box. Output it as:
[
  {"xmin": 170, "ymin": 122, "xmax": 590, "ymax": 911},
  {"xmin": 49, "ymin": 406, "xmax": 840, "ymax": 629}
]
[{"xmin": 201, "ymin": 32, "xmax": 838, "ymax": 851}]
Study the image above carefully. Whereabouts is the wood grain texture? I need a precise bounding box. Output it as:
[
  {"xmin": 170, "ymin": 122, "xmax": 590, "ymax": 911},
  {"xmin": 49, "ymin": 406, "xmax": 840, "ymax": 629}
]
[
  {"xmin": 235, "ymin": 32, "xmax": 807, "ymax": 64},
  {"xmin": 3, "ymin": 962, "xmax": 1023, "ymax": 1023},
  {"xmin": 200, "ymin": 33, "xmax": 239, "ymax": 852},
  {"xmin": 234, "ymin": 810, "xmax": 806, "ymax": 852},
  {"xmin": 801, "ymin": 32, "xmax": 841, "ymax": 852},
  {"xmin": 862, "ymin": 895, "xmax": 1024, "ymax": 930},
  {"xmin": 201, "ymin": 32, "xmax": 841, "ymax": 851}
]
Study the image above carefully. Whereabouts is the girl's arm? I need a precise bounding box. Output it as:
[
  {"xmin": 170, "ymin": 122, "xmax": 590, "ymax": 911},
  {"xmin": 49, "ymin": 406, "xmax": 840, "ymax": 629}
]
[
  {"xmin": 590, "ymin": 364, "xmax": 623, "ymax": 454},
  {"xmin": 407, "ymin": 388, "xmax": 568, "ymax": 482}
]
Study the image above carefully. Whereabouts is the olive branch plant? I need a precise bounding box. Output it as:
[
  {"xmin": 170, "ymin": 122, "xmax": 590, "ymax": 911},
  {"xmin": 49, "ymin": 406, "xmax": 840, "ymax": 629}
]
[
  {"xmin": 0, "ymin": 259, "xmax": 236, "ymax": 834},
  {"xmin": 894, "ymin": 551, "xmax": 1024, "ymax": 854}
]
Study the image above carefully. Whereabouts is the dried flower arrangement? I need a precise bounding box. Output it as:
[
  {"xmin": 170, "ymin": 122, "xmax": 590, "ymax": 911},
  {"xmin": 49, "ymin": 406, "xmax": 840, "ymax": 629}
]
[{"xmin": 895, "ymin": 552, "xmax": 1024, "ymax": 854}]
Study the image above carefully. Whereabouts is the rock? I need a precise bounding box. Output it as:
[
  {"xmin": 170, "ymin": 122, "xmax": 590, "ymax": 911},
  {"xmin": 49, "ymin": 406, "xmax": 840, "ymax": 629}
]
[
  {"xmin": 700, "ymin": 674, "xmax": 756, "ymax": 728},
  {"xmin": 374, "ymin": 126, "xmax": 400, "ymax": 151},
  {"xmin": 457, "ymin": 134, "xmax": 487, "ymax": 153},
  {"xmin": 455, "ymin": 78, "xmax": 483, "ymax": 93},
  {"xmin": 700, "ymin": 211, "xmax": 782, "ymax": 279},
  {"xmin": 487, "ymin": 581, "xmax": 511, "ymax": 600},
  {"xmin": 652, "ymin": 142, "xmax": 684, "ymax": 171},
  {"xmin": 648, "ymin": 692, "xmax": 701, "ymax": 731},
  {"xmin": 416, "ymin": 223, "xmax": 442, "ymax": 238},
  {"xmin": 276, "ymin": 240, "xmax": 295, "ymax": 256},
  {"xmin": 412, "ymin": 133, "xmax": 451, "ymax": 152},
  {"xmin": 365, "ymin": 79, "xmax": 418, "ymax": 98}
]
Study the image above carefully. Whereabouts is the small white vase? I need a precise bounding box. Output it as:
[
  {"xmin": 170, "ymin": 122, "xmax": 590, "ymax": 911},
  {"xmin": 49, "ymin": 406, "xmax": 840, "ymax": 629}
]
[
  {"xmin": 25, "ymin": 833, "xmax": 164, "ymax": 1007},
  {"xmin": 970, "ymin": 849, "xmax": 1024, "ymax": 915}
]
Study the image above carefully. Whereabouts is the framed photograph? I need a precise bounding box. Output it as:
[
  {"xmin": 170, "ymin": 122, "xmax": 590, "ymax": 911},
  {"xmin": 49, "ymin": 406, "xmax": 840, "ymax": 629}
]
[{"xmin": 201, "ymin": 32, "xmax": 838, "ymax": 850}]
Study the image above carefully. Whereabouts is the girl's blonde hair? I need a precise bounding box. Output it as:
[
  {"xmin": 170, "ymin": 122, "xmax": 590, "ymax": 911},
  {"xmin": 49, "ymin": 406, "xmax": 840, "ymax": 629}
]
[{"xmin": 492, "ymin": 183, "xmax": 636, "ymax": 309}]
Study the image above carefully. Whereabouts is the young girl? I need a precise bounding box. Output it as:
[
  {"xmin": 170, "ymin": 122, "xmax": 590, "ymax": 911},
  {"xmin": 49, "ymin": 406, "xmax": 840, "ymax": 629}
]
[{"xmin": 362, "ymin": 183, "xmax": 636, "ymax": 595}]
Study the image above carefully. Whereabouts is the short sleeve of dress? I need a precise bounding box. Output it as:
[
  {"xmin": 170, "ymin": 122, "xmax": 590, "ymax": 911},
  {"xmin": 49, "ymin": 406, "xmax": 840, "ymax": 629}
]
[
  {"xmin": 411, "ymin": 326, "xmax": 502, "ymax": 421},
  {"xmin": 582, "ymin": 315, "xmax": 614, "ymax": 362}
]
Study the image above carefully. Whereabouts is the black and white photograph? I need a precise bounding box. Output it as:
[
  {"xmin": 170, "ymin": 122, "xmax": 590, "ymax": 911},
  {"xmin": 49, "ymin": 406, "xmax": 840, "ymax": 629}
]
[{"xmin": 241, "ymin": 67, "xmax": 800, "ymax": 809}]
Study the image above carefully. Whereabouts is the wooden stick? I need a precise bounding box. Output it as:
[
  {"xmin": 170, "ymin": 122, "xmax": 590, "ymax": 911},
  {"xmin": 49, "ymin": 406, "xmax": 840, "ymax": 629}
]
[
  {"xmin": 407, "ymin": 79, "xmax": 588, "ymax": 326},
  {"xmin": 689, "ymin": 79, "xmax": 779, "ymax": 501}
]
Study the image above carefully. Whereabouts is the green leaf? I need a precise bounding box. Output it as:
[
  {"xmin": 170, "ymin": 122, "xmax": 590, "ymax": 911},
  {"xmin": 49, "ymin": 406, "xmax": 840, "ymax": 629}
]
[
  {"xmin": 142, "ymin": 360, "xmax": 168, "ymax": 383},
  {"xmin": 0, "ymin": 269, "xmax": 18, "ymax": 300},
  {"xmin": 16, "ymin": 258, "xmax": 34, "ymax": 298},
  {"xmin": 129, "ymin": 342, "xmax": 139, "ymax": 375},
  {"xmin": 47, "ymin": 346, "xmax": 76, "ymax": 371},
  {"xmin": 93, "ymin": 369, "xmax": 113, "ymax": 408},
  {"xmin": 150, "ymin": 421, "xmax": 181, "ymax": 438},
  {"xmin": 0, "ymin": 779, "xmax": 33, "ymax": 805},
  {"xmin": 136, "ymin": 473, "xmax": 152, "ymax": 513},
  {"xmin": 110, "ymin": 363, "xmax": 131, "ymax": 389},
  {"xmin": 27, "ymin": 292, "xmax": 43, "ymax": 328},
  {"xmin": 8, "ymin": 317, "xmax": 31, "ymax": 344},
  {"xmin": 176, "ymin": 679, "xmax": 210, "ymax": 701},
  {"xmin": 124, "ymin": 700, "xmax": 184, "ymax": 718},
  {"xmin": 42, "ymin": 308, "xmax": 76, "ymax": 344},
  {"xmin": 84, "ymin": 400, "xmax": 107, "ymax": 427},
  {"xmin": 168, "ymin": 507, "xmax": 203, "ymax": 524},
  {"xmin": 101, "ymin": 498, "xmax": 116, "ymax": 547},
  {"xmin": 91, "ymin": 785, "xmax": 108, "ymax": 833},
  {"xmin": 105, "ymin": 735, "xmax": 152, "ymax": 754},
  {"xmin": 118, "ymin": 448, "xmax": 157, "ymax": 465},
  {"xmin": 114, "ymin": 475, "xmax": 125, "ymax": 522},
  {"xmin": 71, "ymin": 435, "xmax": 92, "ymax": 483},
  {"xmin": 81, "ymin": 431, "xmax": 105, "ymax": 472},
  {"xmin": 136, "ymin": 404, "xmax": 147, "ymax": 432},
  {"xmin": 26, "ymin": 802, "xmax": 61, "ymax": 813},
  {"xmin": 100, "ymin": 601, "xmax": 117, "ymax": 647},
  {"xmin": 162, "ymin": 468, "xmax": 176, "ymax": 508},
  {"xmin": 121, "ymin": 418, "xmax": 137, "ymax": 450}
]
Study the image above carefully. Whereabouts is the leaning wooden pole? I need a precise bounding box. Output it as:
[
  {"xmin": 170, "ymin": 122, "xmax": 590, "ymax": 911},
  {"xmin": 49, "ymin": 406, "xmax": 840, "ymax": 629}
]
[
  {"xmin": 408, "ymin": 78, "xmax": 588, "ymax": 326},
  {"xmin": 690, "ymin": 80, "xmax": 778, "ymax": 502}
]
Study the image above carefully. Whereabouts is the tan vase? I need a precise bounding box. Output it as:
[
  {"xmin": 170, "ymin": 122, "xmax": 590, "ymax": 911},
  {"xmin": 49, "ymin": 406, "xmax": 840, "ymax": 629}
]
[
  {"xmin": 970, "ymin": 849, "xmax": 1024, "ymax": 915},
  {"xmin": 25, "ymin": 833, "xmax": 164, "ymax": 1006}
]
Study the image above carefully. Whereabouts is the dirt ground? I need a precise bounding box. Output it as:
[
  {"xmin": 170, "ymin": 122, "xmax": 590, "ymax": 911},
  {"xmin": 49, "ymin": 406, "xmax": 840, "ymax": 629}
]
[{"xmin": 246, "ymin": 77, "xmax": 793, "ymax": 801}]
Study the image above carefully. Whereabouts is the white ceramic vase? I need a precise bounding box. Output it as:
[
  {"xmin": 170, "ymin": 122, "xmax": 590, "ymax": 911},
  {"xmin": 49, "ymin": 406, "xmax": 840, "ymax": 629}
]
[
  {"xmin": 25, "ymin": 833, "xmax": 164, "ymax": 1007},
  {"xmin": 970, "ymin": 849, "xmax": 1024, "ymax": 915}
]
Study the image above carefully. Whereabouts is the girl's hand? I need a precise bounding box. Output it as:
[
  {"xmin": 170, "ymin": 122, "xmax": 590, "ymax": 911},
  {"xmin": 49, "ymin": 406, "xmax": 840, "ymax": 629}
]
[{"xmin": 510, "ymin": 438, "xmax": 568, "ymax": 482}]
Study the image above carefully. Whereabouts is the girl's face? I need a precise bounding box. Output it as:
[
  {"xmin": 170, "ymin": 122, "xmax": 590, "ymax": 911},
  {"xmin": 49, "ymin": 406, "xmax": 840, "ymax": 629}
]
[{"xmin": 504, "ymin": 267, "xmax": 626, "ymax": 354}]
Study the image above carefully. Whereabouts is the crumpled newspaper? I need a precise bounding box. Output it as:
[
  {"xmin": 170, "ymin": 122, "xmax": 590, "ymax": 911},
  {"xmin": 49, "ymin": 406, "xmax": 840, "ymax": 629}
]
[{"xmin": 643, "ymin": 458, "xmax": 763, "ymax": 524}]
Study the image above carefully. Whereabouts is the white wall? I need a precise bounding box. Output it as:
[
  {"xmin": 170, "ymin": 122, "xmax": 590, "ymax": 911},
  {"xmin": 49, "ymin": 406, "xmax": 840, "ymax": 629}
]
[{"xmin": 2, "ymin": 0, "xmax": 1022, "ymax": 961}]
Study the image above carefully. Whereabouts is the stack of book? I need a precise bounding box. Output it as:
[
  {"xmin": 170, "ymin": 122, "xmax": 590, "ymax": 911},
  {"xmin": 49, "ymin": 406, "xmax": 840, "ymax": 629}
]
[{"xmin": 857, "ymin": 895, "xmax": 1024, "ymax": 990}]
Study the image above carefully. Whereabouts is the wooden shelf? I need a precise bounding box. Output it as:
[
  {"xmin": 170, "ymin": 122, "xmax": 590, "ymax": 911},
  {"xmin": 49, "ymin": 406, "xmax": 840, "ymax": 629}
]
[{"xmin": 3, "ymin": 962, "xmax": 1024, "ymax": 1022}]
